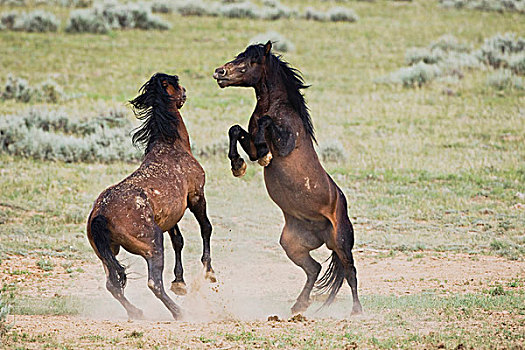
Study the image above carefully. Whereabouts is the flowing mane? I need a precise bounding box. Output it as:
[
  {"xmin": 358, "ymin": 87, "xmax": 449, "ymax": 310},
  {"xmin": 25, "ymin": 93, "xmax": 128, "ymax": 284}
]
[
  {"xmin": 129, "ymin": 73, "xmax": 180, "ymax": 154},
  {"xmin": 236, "ymin": 44, "xmax": 316, "ymax": 142}
]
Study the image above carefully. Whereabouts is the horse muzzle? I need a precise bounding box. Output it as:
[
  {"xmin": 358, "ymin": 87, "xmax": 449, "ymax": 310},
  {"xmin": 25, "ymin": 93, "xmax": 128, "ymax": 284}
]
[{"xmin": 213, "ymin": 67, "xmax": 230, "ymax": 88}]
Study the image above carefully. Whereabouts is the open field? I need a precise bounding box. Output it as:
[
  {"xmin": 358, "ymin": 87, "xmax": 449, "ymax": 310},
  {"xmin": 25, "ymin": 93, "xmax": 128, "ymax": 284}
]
[{"xmin": 1, "ymin": 0, "xmax": 524, "ymax": 348}]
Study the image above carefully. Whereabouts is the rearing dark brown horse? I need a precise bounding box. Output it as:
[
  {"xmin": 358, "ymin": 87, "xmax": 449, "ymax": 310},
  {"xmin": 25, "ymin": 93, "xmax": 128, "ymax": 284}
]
[
  {"xmin": 213, "ymin": 42, "xmax": 362, "ymax": 315},
  {"xmin": 87, "ymin": 73, "xmax": 215, "ymax": 320}
]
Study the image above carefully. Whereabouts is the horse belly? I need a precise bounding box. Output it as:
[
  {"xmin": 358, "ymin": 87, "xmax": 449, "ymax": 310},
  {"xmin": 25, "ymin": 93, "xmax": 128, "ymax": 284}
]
[
  {"xmin": 151, "ymin": 191, "xmax": 187, "ymax": 232},
  {"xmin": 263, "ymin": 167, "xmax": 331, "ymax": 221}
]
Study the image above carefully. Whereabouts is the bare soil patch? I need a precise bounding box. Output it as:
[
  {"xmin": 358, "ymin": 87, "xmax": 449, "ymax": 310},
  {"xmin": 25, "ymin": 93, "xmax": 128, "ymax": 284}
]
[
  {"xmin": 1, "ymin": 250, "xmax": 523, "ymax": 318},
  {"xmin": 1, "ymin": 251, "xmax": 524, "ymax": 348}
]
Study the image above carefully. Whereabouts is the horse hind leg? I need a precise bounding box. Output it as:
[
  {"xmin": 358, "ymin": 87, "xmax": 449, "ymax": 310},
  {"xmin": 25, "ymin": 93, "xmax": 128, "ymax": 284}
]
[
  {"xmin": 344, "ymin": 251, "xmax": 363, "ymax": 315},
  {"xmin": 168, "ymin": 225, "xmax": 187, "ymax": 296},
  {"xmin": 103, "ymin": 258, "xmax": 144, "ymax": 320},
  {"xmin": 333, "ymin": 194, "xmax": 363, "ymax": 315},
  {"xmin": 189, "ymin": 194, "xmax": 216, "ymax": 282},
  {"xmin": 90, "ymin": 215, "xmax": 143, "ymax": 319},
  {"xmin": 280, "ymin": 224, "xmax": 322, "ymax": 314},
  {"xmin": 146, "ymin": 228, "xmax": 182, "ymax": 320}
]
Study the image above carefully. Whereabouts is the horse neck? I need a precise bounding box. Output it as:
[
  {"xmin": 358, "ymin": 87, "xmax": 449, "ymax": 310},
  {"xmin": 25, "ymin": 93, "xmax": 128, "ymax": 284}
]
[
  {"xmin": 170, "ymin": 108, "xmax": 191, "ymax": 152},
  {"xmin": 254, "ymin": 69, "xmax": 288, "ymax": 115}
]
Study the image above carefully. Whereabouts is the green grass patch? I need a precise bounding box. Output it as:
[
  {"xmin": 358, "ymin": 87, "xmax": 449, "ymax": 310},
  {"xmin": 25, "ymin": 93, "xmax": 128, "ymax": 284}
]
[{"xmin": 10, "ymin": 295, "xmax": 83, "ymax": 316}]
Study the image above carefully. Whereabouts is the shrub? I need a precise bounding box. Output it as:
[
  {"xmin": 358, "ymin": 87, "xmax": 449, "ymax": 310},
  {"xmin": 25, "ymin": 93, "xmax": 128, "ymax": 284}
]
[
  {"xmin": 304, "ymin": 7, "xmax": 328, "ymax": 21},
  {"xmin": 439, "ymin": 0, "xmax": 525, "ymax": 14},
  {"xmin": 35, "ymin": 0, "xmax": 91, "ymax": 7},
  {"xmin": 509, "ymin": 53, "xmax": 525, "ymax": 75},
  {"xmin": 0, "ymin": 0, "xmax": 26, "ymax": 6},
  {"xmin": 487, "ymin": 69, "xmax": 524, "ymax": 90},
  {"xmin": 304, "ymin": 6, "xmax": 358, "ymax": 22},
  {"xmin": 219, "ymin": 2, "xmax": 261, "ymax": 18},
  {"xmin": 379, "ymin": 33, "xmax": 519, "ymax": 87},
  {"xmin": 175, "ymin": 0, "xmax": 219, "ymax": 16},
  {"xmin": 327, "ymin": 6, "xmax": 359, "ymax": 22},
  {"xmin": 0, "ymin": 107, "xmax": 141, "ymax": 163},
  {"xmin": 1, "ymin": 75, "xmax": 66, "ymax": 103},
  {"xmin": 66, "ymin": 1, "xmax": 170, "ymax": 33},
  {"xmin": 405, "ymin": 35, "xmax": 472, "ymax": 66},
  {"xmin": 12, "ymin": 10, "xmax": 60, "ymax": 32},
  {"xmin": 151, "ymin": 0, "xmax": 174, "ymax": 13},
  {"xmin": 380, "ymin": 62, "xmax": 443, "ymax": 87},
  {"xmin": 430, "ymin": 34, "xmax": 470, "ymax": 53},
  {"xmin": 66, "ymin": 8, "xmax": 111, "ymax": 33},
  {"xmin": 36, "ymin": 79, "xmax": 65, "ymax": 103},
  {"xmin": 405, "ymin": 47, "xmax": 442, "ymax": 65},
  {"xmin": 1, "ymin": 12, "xmax": 18, "ymax": 30},
  {"xmin": 478, "ymin": 33, "xmax": 525, "ymax": 69},
  {"xmin": 319, "ymin": 140, "xmax": 346, "ymax": 163},
  {"xmin": 249, "ymin": 31, "xmax": 295, "ymax": 52},
  {"xmin": 1, "ymin": 75, "xmax": 33, "ymax": 102},
  {"xmin": 260, "ymin": 0, "xmax": 293, "ymax": 20},
  {"xmin": 55, "ymin": 0, "xmax": 92, "ymax": 7}
]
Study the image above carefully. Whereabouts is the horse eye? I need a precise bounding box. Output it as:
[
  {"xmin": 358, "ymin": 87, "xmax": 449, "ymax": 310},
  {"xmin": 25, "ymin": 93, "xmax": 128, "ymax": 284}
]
[{"xmin": 240, "ymin": 68, "xmax": 246, "ymax": 73}]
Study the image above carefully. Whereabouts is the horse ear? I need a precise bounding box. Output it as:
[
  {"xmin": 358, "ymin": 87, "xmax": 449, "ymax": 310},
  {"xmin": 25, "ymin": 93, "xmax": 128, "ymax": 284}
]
[{"xmin": 264, "ymin": 40, "xmax": 272, "ymax": 56}]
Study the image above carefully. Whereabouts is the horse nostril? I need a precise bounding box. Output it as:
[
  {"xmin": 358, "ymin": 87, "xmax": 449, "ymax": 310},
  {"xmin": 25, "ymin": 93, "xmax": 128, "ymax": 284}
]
[{"xmin": 214, "ymin": 68, "xmax": 226, "ymax": 79}]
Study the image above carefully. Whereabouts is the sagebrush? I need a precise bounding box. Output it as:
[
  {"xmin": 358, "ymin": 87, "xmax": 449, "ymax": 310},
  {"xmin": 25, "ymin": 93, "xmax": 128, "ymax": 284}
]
[
  {"xmin": 378, "ymin": 33, "xmax": 525, "ymax": 87},
  {"xmin": 0, "ymin": 10, "xmax": 59, "ymax": 32},
  {"xmin": 249, "ymin": 31, "xmax": 295, "ymax": 52},
  {"xmin": 66, "ymin": 1, "xmax": 170, "ymax": 33},
  {"xmin": 1, "ymin": 75, "xmax": 65, "ymax": 103}
]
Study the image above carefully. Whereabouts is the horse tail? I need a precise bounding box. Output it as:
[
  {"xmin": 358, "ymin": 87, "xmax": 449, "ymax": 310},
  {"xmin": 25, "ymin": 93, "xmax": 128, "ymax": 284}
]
[
  {"xmin": 90, "ymin": 215, "xmax": 126, "ymax": 289},
  {"xmin": 314, "ymin": 251, "xmax": 346, "ymax": 308}
]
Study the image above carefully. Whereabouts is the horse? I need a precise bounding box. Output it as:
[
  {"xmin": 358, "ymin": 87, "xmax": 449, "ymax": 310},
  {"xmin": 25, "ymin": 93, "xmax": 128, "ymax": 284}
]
[
  {"xmin": 213, "ymin": 41, "xmax": 362, "ymax": 315},
  {"xmin": 86, "ymin": 73, "xmax": 215, "ymax": 320}
]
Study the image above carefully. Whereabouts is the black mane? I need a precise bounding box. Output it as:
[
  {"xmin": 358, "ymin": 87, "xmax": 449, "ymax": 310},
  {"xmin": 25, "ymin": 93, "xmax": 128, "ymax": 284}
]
[
  {"xmin": 129, "ymin": 73, "xmax": 180, "ymax": 155},
  {"xmin": 236, "ymin": 44, "xmax": 316, "ymax": 142}
]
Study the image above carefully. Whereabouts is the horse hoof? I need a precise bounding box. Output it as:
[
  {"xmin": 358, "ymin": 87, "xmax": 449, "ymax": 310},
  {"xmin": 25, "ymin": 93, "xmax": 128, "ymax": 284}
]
[
  {"xmin": 291, "ymin": 300, "xmax": 309, "ymax": 315},
  {"xmin": 128, "ymin": 308, "xmax": 144, "ymax": 320},
  {"xmin": 171, "ymin": 308, "xmax": 184, "ymax": 320},
  {"xmin": 351, "ymin": 303, "xmax": 363, "ymax": 316},
  {"xmin": 170, "ymin": 281, "xmax": 187, "ymax": 296},
  {"xmin": 205, "ymin": 271, "xmax": 217, "ymax": 283},
  {"xmin": 232, "ymin": 161, "xmax": 247, "ymax": 177},
  {"xmin": 257, "ymin": 151, "xmax": 273, "ymax": 167}
]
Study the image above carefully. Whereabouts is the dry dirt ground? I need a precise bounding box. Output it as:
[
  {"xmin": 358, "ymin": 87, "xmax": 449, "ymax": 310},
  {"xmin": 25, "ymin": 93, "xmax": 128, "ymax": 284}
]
[{"xmin": 1, "ymin": 248, "xmax": 524, "ymax": 349}]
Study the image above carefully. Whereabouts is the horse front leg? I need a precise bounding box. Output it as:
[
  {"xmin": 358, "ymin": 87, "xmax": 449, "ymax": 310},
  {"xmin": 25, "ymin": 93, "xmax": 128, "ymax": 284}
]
[
  {"xmin": 254, "ymin": 115, "xmax": 296, "ymax": 167},
  {"xmin": 228, "ymin": 125, "xmax": 248, "ymax": 177},
  {"xmin": 228, "ymin": 124, "xmax": 258, "ymax": 177}
]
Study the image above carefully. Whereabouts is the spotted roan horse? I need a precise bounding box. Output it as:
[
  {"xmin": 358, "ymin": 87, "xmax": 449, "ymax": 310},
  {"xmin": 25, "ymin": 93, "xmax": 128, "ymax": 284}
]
[
  {"xmin": 87, "ymin": 73, "xmax": 215, "ymax": 320},
  {"xmin": 213, "ymin": 42, "xmax": 362, "ymax": 315}
]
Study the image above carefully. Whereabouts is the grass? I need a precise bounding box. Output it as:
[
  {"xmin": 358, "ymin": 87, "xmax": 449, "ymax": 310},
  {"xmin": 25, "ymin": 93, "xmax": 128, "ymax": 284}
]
[
  {"xmin": 0, "ymin": 0, "xmax": 522, "ymax": 269},
  {"xmin": 0, "ymin": 0, "xmax": 524, "ymax": 348}
]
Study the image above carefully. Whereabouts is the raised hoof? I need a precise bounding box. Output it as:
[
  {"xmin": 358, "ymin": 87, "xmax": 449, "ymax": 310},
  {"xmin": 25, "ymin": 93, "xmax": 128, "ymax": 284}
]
[
  {"xmin": 170, "ymin": 281, "xmax": 187, "ymax": 296},
  {"xmin": 171, "ymin": 307, "xmax": 184, "ymax": 321},
  {"xmin": 127, "ymin": 308, "xmax": 144, "ymax": 320},
  {"xmin": 205, "ymin": 270, "xmax": 217, "ymax": 283},
  {"xmin": 257, "ymin": 151, "xmax": 273, "ymax": 167},
  {"xmin": 231, "ymin": 160, "xmax": 247, "ymax": 177},
  {"xmin": 291, "ymin": 300, "xmax": 310, "ymax": 315},
  {"xmin": 351, "ymin": 302, "xmax": 363, "ymax": 316}
]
